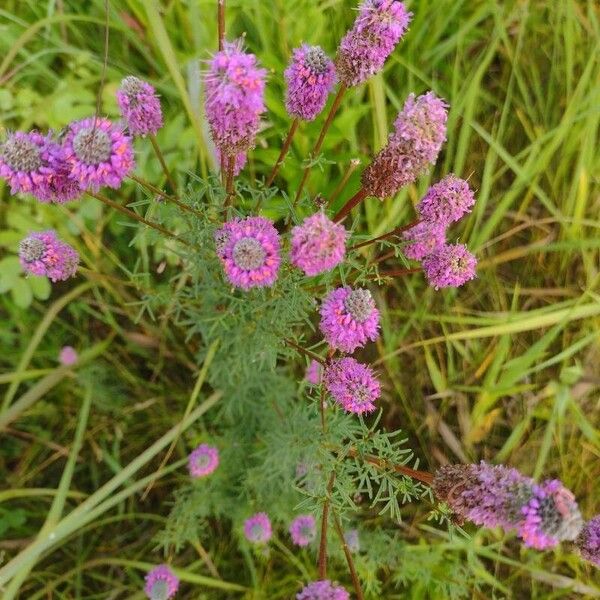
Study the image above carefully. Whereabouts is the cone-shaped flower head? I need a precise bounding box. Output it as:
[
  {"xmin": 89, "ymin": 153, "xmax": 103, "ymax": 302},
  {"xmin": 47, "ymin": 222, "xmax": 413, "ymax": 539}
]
[
  {"xmin": 417, "ymin": 174, "xmax": 475, "ymax": 226},
  {"xmin": 320, "ymin": 287, "xmax": 380, "ymax": 353},
  {"xmin": 144, "ymin": 564, "xmax": 179, "ymax": 600},
  {"xmin": 289, "ymin": 514, "xmax": 317, "ymax": 546},
  {"xmin": 116, "ymin": 76, "xmax": 163, "ymax": 137},
  {"xmin": 19, "ymin": 231, "xmax": 79, "ymax": 282},
  {"xmin": 422, "ymin": 243, "xmax": 477, "ymax": 289},
  {"xmin": 336, "ymin": 0, "xmax": 412, "ymax": 87},
  {"xmin": 0, "ymin": 131, "xmax": 55, "ymax": 199},
  {"xmin": 205, "ymin": 40, "xmax": 266, "ymax": 154},
  {"xmin": 46, "ymin": 143, "xmax": 83, "ymax": 203},
  {"xmin": 305, "ymin": 359, "xmax": 323, "ymax": 385},
  {"xmin": 361, "ymin": 92, "xmax": 448, "ymax": 199},
  {"xmin": 63, "ymin": 117, "xmax": 135, "ymax": 191},
  {"xmin": 59, "ymin": 346, "xmax": 78, "ymax": 366},
  {"xmin": 576, "ymin": 516, "xmax": 600, "ymax": 567},
  {"xmin": 244, "ymin": 512, "xmax": 272, "ymax": 544},
  {"xmin": 285, "ymin": 45, "xmax": 337, "ymax": 121},
  {"xmin": 402, "ymin": 220, "xmax": 446, "ymax": 261},
  {"xmin": 187, "ymin": 443, "xmax": 219, "ymax": 478},
  {"xmin": 324, "ymin": 357, "xmax": 380, "ymax": 414},
  {"xmin": 432, "ymin": 462, "xmax": 583, "ymax": 550},
  {"xmin": 297, "ymin": 580, "xmax": 350, "ymax": 600},
  {"xmin": 215, "ymin": 216, "xmax": 281, "ymax": 290},
  {"xmin": 290, "ymin": 212, "xmax": 347, "ymax": 276}
]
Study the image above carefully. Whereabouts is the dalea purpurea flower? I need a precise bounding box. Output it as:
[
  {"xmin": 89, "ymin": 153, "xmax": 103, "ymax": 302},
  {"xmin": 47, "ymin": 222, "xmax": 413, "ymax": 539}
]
[
  {"xmin": 62, "ymin": 117, "xmax": 135, "ymax": 191},
  {"xmin": 187, "ymin": 444, "xmax": 219, "ymax": 478},
  {"xmin": 319, "ymin": 287, "xmax": 379, "ymax": 353},
  {"xmin": 244, "ymin": 512, "xmax": 272, "ymax": 544},
  {"xmin": 361, "ymin": 92, "xmax": 448, "ymax": 199},
  {"xmin": 289, "ymin": 514, "xmax": 317, "ymax": 547},
  {"xmin": 59, "ymin": 346, "xmax": 78, "ymax": 366},
  {"xmin": 215, "ymin": 216, "xmax": 281, "ymax": 290},
  {"xmin": 19, "ymin": 231, "xmax": 79, "ymax": 282},
  {"xmin": 324, "ymin": 357, "xmax": 380, "ymax": 414},
  {"xmin": 285, "ymin": 45, "xmax": 337, "ymax": 121},
  {"xmin": 305, "ymin": 360, "xmax": 323, "ymax": 385},
  {"xmin": 144, "ymin": 564, "xmax": 179, "ymax": 600},
  {"xmin": 297, "ymin": 580, "xmax": 350, "ymax": 600},
  {"xmin": 402, "ymin": 220, "xmax": 447, "ymax": 261},
  {"xmin": 290, "ymin": 212, "xmax": 347, "ymax": 276},
  {"xmin": 432, "ymin": 462, "xmax": 583, "ymax": 550},
  {"xmin": 422, "ymin": 243, "xmax": 477, "ymax": 289},
  {"xmin": 205, "ymin": 40, "xmax": 266, "ymax": 155},
  {"xmin": 336, "ymin": 0, "xmax": 412, "ymax": 87},
  {"xmin": 576, "ymin": 516, "xmax": 600, "ymax": 567},
  {"xmin": 116, "ymin": 76, "xmax": 163, "ymax": 137},
  {"xmin": 417, "ymin": 174, "xmax": 476, "ymax": 226}
]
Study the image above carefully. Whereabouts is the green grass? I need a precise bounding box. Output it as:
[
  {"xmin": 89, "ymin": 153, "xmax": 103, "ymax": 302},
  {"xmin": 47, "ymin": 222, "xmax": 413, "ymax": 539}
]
[{"xmin": 0, "ymin": 0, "xmax": 599, "ymax": 597}]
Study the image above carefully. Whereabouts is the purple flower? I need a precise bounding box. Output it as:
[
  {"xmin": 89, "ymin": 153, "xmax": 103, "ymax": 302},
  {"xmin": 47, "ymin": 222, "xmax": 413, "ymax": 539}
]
[
  {"xmin": 297, "ymin": 580, "xmax": 350, "ymax": 600},
  {"xmin": 324, "ymin": 357, "xmax": 380, "ymax": 414},
  {"xmin": 144, "ymin": 564, "xmax": 179, "ymax": 600},
  {"xmin": 62, "ymin": 117, "xmax": 135, "ymax": 191},
  {"xmin": 244, "ymin": 512, "xmax": 272, "ymax": 544},
  {"xmin": 46, "ymin": 143, "xmax": 83, "ymax": 203},
  {"xmin": 432, "ymin": 462, "xmax": 583, "ymax": 550},
  {"xmin": 336, "ymin": 0, "xmax": 412, "ymax": 87},
  {"xmin": 305, "ymin": 360, "xmax": 323, "ymax": 385},
  {"xmin": 285, "ymin": 45, "xmax": 336, "ymax": 121},
  {"xmin": 0, "ymin": 131, "xmax": 54, "ymax": 199},
  {"xmin": 116, "ymin": 76, "xmax": 163, "ymax": 137},
  {"xmin": 216, "ymin": 148, "xmax": 247, "ymax": 176},
  {"xmin": 19, "ymin": 231, "xmax": 79, "ymax": 282},
  {"xmin": 59, "ymin": 346, "xmax": 78, "ymax": 366},
  {"xmin": 205, "ymin": 40, "xmax": 267, "ymax": 154},
  {"xmin": 320, "ymin": 287, "xmax": 380, "ymax": 353},
  {"xmin": 215, "ymin": 216, "xmax": 281, "ymax": 290},
  {"xmin": 417, "ymin": 174, "xmax": 475, "ymax": 225},
  {"xmin": 344, "ymin": 529, "xmax": 360, "ymax": 553},
  {"xmin": 362, "ymin": 92, "xmax": 448, "ymax": 199},
  {"xmin": 402, "ymin": 220, "xmax": 447, "ymax": 261},
  {"xmin": 289, "ymin": 514, "xmax": 317, "ymax": 547},
  {"xmin": 422, "ymin": 243, "xmax": 477, "ymax": 289},
  {"xmin": 576, "ymin": 516, "xmax": 600, "ymax": 567},
  {"xmin": 519, "ymin": 480, "xmax": 583, "ymax": 550},
  {"xmin": 187, "ymin": 443, "xmax": 219, "ymax": 478},
  {"xmin": 290, "ymin": 212, "xmax": 347, "ymax": 276}
]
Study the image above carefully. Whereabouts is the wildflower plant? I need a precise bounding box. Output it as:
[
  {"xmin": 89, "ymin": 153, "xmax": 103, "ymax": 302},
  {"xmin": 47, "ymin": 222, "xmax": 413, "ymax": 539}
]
[{"xmin": 0, "ymin": 1, "xmax": 597, "ymax": 598}]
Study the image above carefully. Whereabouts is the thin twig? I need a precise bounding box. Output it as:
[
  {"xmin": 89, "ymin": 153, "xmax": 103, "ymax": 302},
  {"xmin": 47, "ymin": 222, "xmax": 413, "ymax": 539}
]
[
  {"xmin": 285, "ymin": 339, "xmax": 325, "ymax": 365},
  {"xmin": 327, "ymin": 158, "xmax": 361, "ymax": 208},
  {"xmin": 318, "ymin": 471, "xmax": 336, "ymax": 579},
  {"xmin": 294, "ymin": 84, "xmax": 347, "ymax": 206},
  {"xmin": 225, "ymin": 155, "xmax": 235, "ymax": 201},
  {"xmin": 350, "ymin": 218, "xmax": 420, "ymax": 251},
  {"xmin": 332, "ymin": 510, "xmax": 364, "ymax": 600},
  {"xmin": 332, "ymin": 187, "xmax": 368, "ymax": 223},
  {"xmin": 217, "ymin": 0, "xmax": 225, "ymax": 51},
  {"xmin": 149, "ymin": 134, "xmax": 178, "ymax": 195},
  {"xmin": 266, "ymin": 118, "xmax": 299, "ymax": 188}
]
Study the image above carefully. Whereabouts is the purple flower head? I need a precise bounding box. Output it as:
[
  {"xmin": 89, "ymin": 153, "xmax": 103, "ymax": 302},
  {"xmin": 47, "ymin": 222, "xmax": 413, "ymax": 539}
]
[
  {"xmin": 305, "ymin": 360, "xmax": 323, "ymax": 385},
  {"xmin": 290, "ymin": 212, "xmax": 347, "ymax": 276},
  {"xmin": 215, "ymin": 216, "xmax": 281, "ymax": 290},
  {"xmin": 422, "ymin": 243, "xmax": 477, "ymax": 289},
  {"xmin": 62, "ymin": 117, "xmax": 135, "ymax": 191},
  {"xmin": 144, "ymin": 564, "xmax": 179, "ymax": 600},
  {"xmin": 0, "ymin": 131, "xmax": 54, "ymax": 200},
  {"xmin": 336, "ymin": 0, "xmax": 412, "ymax": 87},
  {"xmin": 324, "ymin": 357, "xmax": 380, "ymax": 414},
  {"xmin": 205, "ymin": 40, "xmax": 267, "ymax": 154},
  {"xmin": 285, "ymin": 45, "xmax": 336, "ymax": 121},
  {"xmin": 187, "ymin": 443, "xmax": 219, "ymax": 478},
  {"xmin": 362, "ymin": 92, "xmax": 448, "ymax": 199},
  {"xmin": 244, "ymin": 512, "xmax": 272, "ymax": 544},
  {"xmin": 320, "ymin": 287, "xmax": 380, "ymax": 353},
  {"xmin": 59, "ymin": 346, "xmax": 78, "ymax": 366},
  {"xmin": 289, "ymin": 514, "xmax": 317, "ymax": 547},
  {"xmin": 519, "ymin": 480, "xmax": 583, "ymax": 550},
  {"xmin": 576, "ymin": 516, "xmax": 600, "ymax": 567},
  {"xmin": 297, "ymin": 580, "xmax": 350, "ymax": 600},
  {"xmin": 417, "ymin": 174, "xmax": 475, "ymax": 226},
  {"xmin": 402, "ymin": 220, "xmax": 446, "ymax": 261},
  {"xmin": 19, "ymin": 231, "xmax": 79, "ymax": 283},
  {"xmin": 216, "ymin": 148, "xmax": 247, "ymax": 176},
  {"xmin": 46, "ymin": 143, "xmax": 83, "ymax": 203},
  {"xmin": 344, "ymin": 529, "xmax": 360, "ymax": 553},
  {"xmin": 116, "ymin": 76, "xmax": 163, "ymax": 137}
]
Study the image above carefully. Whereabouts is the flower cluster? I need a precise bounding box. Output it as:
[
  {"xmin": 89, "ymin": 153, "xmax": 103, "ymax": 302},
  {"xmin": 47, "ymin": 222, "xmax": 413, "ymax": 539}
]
[
  {"xmin": 117, "ymin": 76, "xmax": 163, "ymax": 137},
  {"xmin": 187, "ymin": 444, "xmax": 219, "ymax": 478},
  {"xmin": 324, "ymin": 357, "xmax": 380, "ymax": 414},
  {"xmin": 205, "ymin": 40, "xmax": 267, "ymax": 155},
  {"xmin": 576, "ymin": 516, "xmax": 600, "ymax": 567},
  {"xmin": 59, "ymin": 346, "xmax": 78, "ymax": 366},
  {"xmin": 144, "ymin": 565, "xmax": 179, "ymax": 600},
  {"xmin": 432, "ymin": 462, "xmax": 583, "ymax": 550},
  {"xmin": 297, "ymin": 579, "xmax": 350, "ymax": 600},
  {"xmin": 336, "ymin": 0, "xmax": 412, "ymax": 87},
  {"xmin": 244, "ymin": 512, "xmax": 272, "ymax": 544},
  {"xmin": 286, "ymin": 45, "xmax": 337, "ymax": 121},
  {"xmin": 289, "ymin": 514, "xmax": 317, "ymax": 546},
  {"xmin": 19, "ymin": 230, "xmax": 79, "ymax": 282}
]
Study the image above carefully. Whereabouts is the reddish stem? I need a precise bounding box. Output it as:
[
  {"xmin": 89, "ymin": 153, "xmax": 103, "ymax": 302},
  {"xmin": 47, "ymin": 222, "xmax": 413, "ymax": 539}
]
[
  {"xmin": 217, "ymin": 0, "xmax": 225, "ymax": 51},
  {"xmin": 318, "ymin": 472, "xmax": 336, "ymax": 579},
  {"xmin": 350, "ymin": 218, "xmax": 420, "ymax": 251},
  {"xmin": 225, "ymin": 155, "xmax": 235, "ymax": 200},
  {"xmin": 347, "ymin": 447, "xmax": 434, "ymax": 485},
  {"xmin": 284, "ymin": 339, "xmax": 325, "ymax": 365},
  {"xmin": 332, "ymin": 187, "xmax": 369, "ymax": 223},
  {"xmin": 332, "ymin": 510, "xmax": 364, "ymax": 600},
  {"xmin": 266, "ymin": 118, "xmax": 299, "ymax": 188}
]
